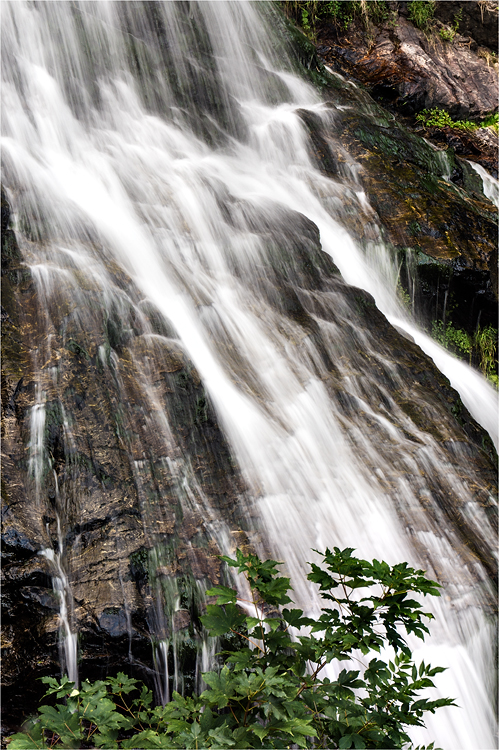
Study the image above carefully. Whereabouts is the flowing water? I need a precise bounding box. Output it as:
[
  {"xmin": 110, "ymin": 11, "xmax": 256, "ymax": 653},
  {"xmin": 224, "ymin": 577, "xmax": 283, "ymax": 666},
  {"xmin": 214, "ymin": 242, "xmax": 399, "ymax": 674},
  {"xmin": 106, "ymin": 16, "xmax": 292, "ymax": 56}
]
[
  {"xmin": 469, "ymin": 160, "xmax": 499, "ymax": 210},
  {"xmin": 2, "ymin": 2, "xmax": 497, "ymax": 747}
]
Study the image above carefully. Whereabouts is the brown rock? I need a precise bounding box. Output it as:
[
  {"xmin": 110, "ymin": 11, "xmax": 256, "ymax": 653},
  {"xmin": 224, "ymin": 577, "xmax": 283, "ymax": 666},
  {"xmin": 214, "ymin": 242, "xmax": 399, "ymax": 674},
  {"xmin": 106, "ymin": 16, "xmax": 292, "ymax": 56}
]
[
  {"xmin": 173, "ymin": 609, "xmax": 191, "ymax": 631},
  {"xmin": 318, "ymin": 15, "xmax": 498, "ymax": 118}
]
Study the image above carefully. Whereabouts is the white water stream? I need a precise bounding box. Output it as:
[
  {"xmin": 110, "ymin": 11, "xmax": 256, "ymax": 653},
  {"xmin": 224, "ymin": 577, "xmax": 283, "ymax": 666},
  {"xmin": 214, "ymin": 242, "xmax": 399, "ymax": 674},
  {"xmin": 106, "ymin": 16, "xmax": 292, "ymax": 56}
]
[
  {"xmin": 470, "ymin": 160, "xmax": 499, "ymax": 209},
  {"xmin": 2, "ymin": 2, "xmax": 497, "ymax": 747}
]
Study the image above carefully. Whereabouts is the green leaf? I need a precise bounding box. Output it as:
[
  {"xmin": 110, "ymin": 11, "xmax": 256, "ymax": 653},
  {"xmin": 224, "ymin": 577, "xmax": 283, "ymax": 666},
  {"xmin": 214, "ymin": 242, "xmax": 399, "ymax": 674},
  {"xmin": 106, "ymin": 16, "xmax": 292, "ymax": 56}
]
[
  {"xmin": 92, "ymin": 728, "xmax": 119, "ymax": 749},
  {"xmin": 339, "ymin": 734, "xmax": 354, "ymax": 748},
  {"xmin": 251, "ymin": 725, "xmax": 269, "ymax": 741},
  {"xmin": 40, "ymin": 675, "xmax": 75, "ymax": 699},
  {"xmin": 200, "ymin": 603, "xmax": 245, "ymax": 636},
  {"xmin": 205, "ymin": 585, "xmax": 238, "ymax": 605},
  {"xmin": 207, "ymin": 724, "xmax": 236, "ymax": 747},
  {"xmin": 351, "ymin": 733, "xmax": 367, "ymax": 748},
  {"xmin": 6, "ymin": 725, "xmax": 46, "ymax": 750},
  {"xmin": 282, "ymin": 608, "xmax": 315, "ymax": 628},
  {"xmin": 245, "ymin": 616, "xmax": 263, "ymax": 630},
  {"xmin": 106, "ymin": 672, "xmax": 140, "ymax": 694},
  {"xmin": 201, "ymin": 666, "xmax": 235, "ymax": 707},
  {"xmin": 121, "ymin": 729, "xmax": 175, "ymax": 748}
]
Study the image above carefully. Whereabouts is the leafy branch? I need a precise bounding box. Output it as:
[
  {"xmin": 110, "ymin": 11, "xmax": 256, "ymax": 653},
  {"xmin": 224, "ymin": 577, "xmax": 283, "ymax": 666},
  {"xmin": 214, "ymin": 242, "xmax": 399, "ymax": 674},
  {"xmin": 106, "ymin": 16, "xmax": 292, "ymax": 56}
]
[{"xmin": 7, "ymin": 548, "xmax": 454, "ymax": 749}]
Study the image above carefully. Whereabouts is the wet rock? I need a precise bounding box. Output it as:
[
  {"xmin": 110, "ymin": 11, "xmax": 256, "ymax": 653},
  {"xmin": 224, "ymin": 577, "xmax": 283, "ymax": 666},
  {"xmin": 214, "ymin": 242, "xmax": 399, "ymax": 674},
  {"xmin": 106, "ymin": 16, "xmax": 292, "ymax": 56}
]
[
  {"xmin": 0, "ymin": 187, "xmax": 250, "ymax": 732},
  {"xmin": 98, "ymin": 608, "xmax": 130, "ymax": 638},
  {"xmin": 186, "ymin": 544, "xmax": 222, "ymax": 581},
  {"xmin": 294, "ymin": 73, "xmax": 497, "ymax": 331},
  {"xmin": 173, "ymin": 609, "xmax": 191, "ymax": 632},
  {"xmin": 422, "ymin": 124, "xmax": 498, "ymax": 177}
]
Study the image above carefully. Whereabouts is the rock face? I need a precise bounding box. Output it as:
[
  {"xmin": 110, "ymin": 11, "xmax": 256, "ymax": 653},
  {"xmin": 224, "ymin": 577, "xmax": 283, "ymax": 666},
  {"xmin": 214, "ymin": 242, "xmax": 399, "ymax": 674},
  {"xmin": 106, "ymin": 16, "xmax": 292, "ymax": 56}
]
[
  {"xmin": 0, "ymin": 189, "xmax": 250, "ymax": 735},
  {"xmin": 294, "ymin": 73, "xmax": 498, "ymax": 339},
  {"xmin": 317, "ymin": 12, "xmax": 498, "ymax": 120},
  {"xmin": 310, "ymin": 1, "xmax": 499, "ymax": 181},
  {"xmin": 282, "ymin": 6, "xmax": 497, "ymax": 338},
  {"xmin": 2, "ymin": 170, "xmax": 497, "ymax": 736}
]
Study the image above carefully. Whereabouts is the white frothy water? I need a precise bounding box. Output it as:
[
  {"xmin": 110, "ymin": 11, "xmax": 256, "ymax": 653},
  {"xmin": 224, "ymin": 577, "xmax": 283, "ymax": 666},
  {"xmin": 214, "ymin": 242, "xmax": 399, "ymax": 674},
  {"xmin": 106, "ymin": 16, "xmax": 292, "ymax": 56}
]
[
  {"xmin": 469, "ymin": 160, "xmax": 499, "ymax": 209},
  {"xmin": 2, "ymin": 2, "xmax": 497, "ymax": 747},
  {"xmin": 40, "ymin": 511, "xmax": 78, "ymax": 686}
]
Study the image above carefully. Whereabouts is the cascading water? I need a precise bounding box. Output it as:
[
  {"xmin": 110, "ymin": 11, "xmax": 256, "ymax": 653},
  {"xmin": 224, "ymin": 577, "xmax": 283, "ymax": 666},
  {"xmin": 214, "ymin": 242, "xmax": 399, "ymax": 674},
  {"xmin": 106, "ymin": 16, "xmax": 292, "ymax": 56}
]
[
  {"xmin": 469, "ymin": 160, "xmax": 499, "ymax": 209},
  {"xmin": 2, "ymin": 2, "xmax": 497, "ymax": 748},
  {"xmin": 40, "ymin": 512, "xmax": 78, "ymax": 686}
]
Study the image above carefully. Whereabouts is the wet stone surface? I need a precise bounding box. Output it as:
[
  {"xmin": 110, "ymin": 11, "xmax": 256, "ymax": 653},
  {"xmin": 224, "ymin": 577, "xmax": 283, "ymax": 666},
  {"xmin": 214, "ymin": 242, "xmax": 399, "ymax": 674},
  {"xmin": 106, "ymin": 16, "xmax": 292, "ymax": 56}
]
[{"xmin": 1, "ymin": 13, "xmax": 498, "ymax": 737}]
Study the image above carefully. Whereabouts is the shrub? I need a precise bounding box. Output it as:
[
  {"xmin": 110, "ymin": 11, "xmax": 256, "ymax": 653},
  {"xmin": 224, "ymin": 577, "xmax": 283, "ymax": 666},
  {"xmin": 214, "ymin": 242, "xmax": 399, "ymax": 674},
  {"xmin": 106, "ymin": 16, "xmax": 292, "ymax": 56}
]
[{"xmin": 7, "ymin": 548, "xmax": 454, "ymax": 749}]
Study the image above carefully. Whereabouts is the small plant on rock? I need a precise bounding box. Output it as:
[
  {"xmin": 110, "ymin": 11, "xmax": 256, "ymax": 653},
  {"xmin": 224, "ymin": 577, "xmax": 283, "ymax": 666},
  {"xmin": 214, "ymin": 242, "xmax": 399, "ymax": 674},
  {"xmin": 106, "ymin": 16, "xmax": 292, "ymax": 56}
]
[
  {"xmin": 439, "ymin": 26, "xmax": 456, "ymax": 42},
  {"xmin": 432, "ymin": 320, "xmax": 472, "ymax": 359},
  {"xmin": 475, "ymin": 325, "xmax": 498, "ymax": 380},
  {"xmin": 431, "ymin": 321, "xmax": 498, "ymax": 386},
  {"xmin": 480, "ymin": 113, "xmax": 499, "ymax": 131},
  {"xmin": 416, "ymin": 108, "xmax": 478, "ymax": 131},
  {"xmin": 408, "ymin": 0, "xmax": 436, "ymax": 31}
]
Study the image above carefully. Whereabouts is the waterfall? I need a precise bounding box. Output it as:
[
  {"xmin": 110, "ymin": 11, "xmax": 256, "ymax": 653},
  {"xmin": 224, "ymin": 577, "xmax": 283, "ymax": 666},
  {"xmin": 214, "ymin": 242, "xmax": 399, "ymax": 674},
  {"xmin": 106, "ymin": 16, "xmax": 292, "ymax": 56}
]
[{"xmin": 2, "ymin": 2, "xmax": 497, "ymax": 748}]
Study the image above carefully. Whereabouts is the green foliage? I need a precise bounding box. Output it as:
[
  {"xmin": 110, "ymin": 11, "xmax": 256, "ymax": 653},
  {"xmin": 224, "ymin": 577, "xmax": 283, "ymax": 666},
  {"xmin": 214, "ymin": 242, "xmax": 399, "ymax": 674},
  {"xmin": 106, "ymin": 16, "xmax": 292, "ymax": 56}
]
[
  {"xmin": 397, "ymin": 281, "xmax": 412, "ymax": 311},
  {"xmin": 452, "ymin": 8, "xmax": 463, "ymax": 32},
  {"xmin": 438, "ymin": 8, "xmax": 462, "ymax": 42},
  {"xmin": 415, "ymin": 108, "xmax": 478, "ymax": 132},
  {"xmin": 281, "ymin": 1, "xmax": 391, "ymax": 36},
  {"xmin": 301, "ymin": 5, "xmax": 312, "ymax": 33},
  {"xmin": 431, "ymin": 321, "xmax": 498, "ymax": 385},
  {"xmin": 431, "ymin": 320, "xmax": 472, "ymax": 357},
  {"xmin": 7, "ymin": 549, "xmax": 454, "ymax": 749},
  {"xmin": 475, "ymin": 325, "xmax": 498, "ymax": 380},
  {"xmin": 408, "ymin": 1, "xmax": 436, "ymax": 30},
  {"xmin": 418, "ymin": 107, "xmax": 499, "ymax": 132},
  {"xmin": 438, "ymin": 26, "xmax": 456, "ymax": 42},
  {"xmin": 318, "ymin": 0, "xmax": 350, "ymax": 26},
  {"xmin": 480, "ymin": 113, "xmax": 499, "ymax": 131}
]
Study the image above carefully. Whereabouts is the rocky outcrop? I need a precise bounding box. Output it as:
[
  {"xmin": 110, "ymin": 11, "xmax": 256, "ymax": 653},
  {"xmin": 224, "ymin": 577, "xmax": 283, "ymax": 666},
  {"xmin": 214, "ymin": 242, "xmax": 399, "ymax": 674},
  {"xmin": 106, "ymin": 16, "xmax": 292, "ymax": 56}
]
[
  {"xmin": 280, "ymin": 7, "xmax": 497, "ymax": 336},
  {"xmin": 304, "ymin": 1, "xmax": 498, "ymax": 180},
  {"xmin": 316, "ymin": 11, "xmax": 498, "ymax": 120},
  {"xmin": 294, "ymin": 74, "xmax": 498, "ymax": 337},
  {"xmin": 416, "ymin": 123, "xmax": 498, "ymax": 177}
]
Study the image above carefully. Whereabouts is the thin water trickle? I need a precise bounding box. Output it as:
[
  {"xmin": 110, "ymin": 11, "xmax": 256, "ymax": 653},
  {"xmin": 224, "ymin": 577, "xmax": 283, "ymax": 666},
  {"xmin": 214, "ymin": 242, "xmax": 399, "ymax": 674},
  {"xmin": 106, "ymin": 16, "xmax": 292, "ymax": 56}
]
[
  {"xmin": 154, "ymin": 641, "xmax": 171, "ymax": 706},
  {"xmin": 40, "ymin": 509, "xmax": 78, "ymax": 685},
  {"xmin": 2, "ymin": 2, "xmax": 497, "ymax": 747},
  {"xmin": 28, "ymin": 386, "xmax": 47, "ymax": 504}
]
